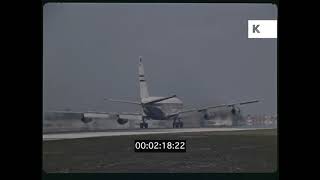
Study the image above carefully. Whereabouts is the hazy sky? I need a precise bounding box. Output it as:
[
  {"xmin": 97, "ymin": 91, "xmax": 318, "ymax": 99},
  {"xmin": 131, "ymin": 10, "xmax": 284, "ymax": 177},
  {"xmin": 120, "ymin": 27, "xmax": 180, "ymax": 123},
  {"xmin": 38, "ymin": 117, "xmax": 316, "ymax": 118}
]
[{"xmin": 43, "ymin": 3, "xmax": 277, "ymax": 115}]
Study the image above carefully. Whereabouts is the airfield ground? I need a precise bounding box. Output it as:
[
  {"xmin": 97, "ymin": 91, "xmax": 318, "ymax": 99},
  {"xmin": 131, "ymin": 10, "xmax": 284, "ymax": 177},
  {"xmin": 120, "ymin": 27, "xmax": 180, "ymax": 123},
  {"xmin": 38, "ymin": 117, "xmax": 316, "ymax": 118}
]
[{"xmin": 43, "ymin": 128, "xmax": 277, "ymax": 173}]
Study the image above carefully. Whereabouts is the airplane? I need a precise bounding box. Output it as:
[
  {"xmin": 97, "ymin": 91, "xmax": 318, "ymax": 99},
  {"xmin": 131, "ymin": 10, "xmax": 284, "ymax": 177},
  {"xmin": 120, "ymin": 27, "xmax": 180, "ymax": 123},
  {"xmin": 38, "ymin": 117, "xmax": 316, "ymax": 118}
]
[
  {"xmin": 101, "ymin": 56, "xmax": 260, "ymax": 128},
  {"xmin": 46, "ymin": 56, "xmax": 259, "ymax": 129}
]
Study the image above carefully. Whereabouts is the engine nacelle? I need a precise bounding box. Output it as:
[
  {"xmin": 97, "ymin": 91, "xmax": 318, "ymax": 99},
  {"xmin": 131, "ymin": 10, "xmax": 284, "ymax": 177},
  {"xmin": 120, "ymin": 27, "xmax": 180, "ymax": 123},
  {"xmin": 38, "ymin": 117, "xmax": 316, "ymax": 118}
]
[
  {"xmin": 81, "ymin": 116, "xmax": 93, "ymax": 123},
  {"xmin": 117, "ymin": 118, "xmax": 129, "ymax": 125},
  {"xmin": 81, "ymin": 113, "xmax": 110, "ymax": 123},
  {"xmin": 202, "ymin": 110, "xmax": 232, "ymax": 120},
  {"xmin": 231, "ymin": 107, "xmax": 241, "ymax": 115},
  {"xmin": 203, "ymin": 112, "xmax": 216, "ymax": 120}
]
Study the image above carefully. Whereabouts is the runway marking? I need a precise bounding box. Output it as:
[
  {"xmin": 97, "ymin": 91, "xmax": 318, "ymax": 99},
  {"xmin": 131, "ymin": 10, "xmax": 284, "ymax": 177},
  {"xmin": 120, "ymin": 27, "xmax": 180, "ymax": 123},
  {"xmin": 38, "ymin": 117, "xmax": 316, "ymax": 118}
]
[
  {"xmin": 43, "ymin": 127, "xmax": 275, "ymax": 141},
  {"xmin": 179, "ymin": 135, "xmax": 209, "ymax": 138},
  {"xmin": 231, "ymin": 145, "xmax": 266, "ymax": 150}
]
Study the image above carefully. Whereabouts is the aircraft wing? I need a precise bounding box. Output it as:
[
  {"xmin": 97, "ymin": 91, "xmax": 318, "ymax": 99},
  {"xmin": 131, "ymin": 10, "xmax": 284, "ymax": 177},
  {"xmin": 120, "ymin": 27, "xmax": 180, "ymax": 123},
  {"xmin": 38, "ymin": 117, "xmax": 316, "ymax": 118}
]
[
  {"xmin": 107, "ymin": 99, "xmax": 141, "ymax": 105},
  {"xmin": 46, "ymin": 110, "xmax": 142, "ymax": 118},
  {"xmin": 167, "ymin": 99, "xmax": 260, "ymax": 118},
  {"xmin": 46, "ymin": 110, "xmax": 111, "ymax": 114},
  {"xmin": 112, "ymin": 112, "xmax": 142, "ymax": 116},
  {"xmin": 195, "ymin": 99, "xmax": 260, "ymax": 112}
]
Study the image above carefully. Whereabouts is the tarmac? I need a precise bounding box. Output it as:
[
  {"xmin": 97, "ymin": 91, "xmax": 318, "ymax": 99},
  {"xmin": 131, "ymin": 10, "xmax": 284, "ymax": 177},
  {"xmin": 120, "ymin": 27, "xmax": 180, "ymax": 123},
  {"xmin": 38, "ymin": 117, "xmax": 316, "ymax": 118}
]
[
  {"xmin": 43, "ymin": 127, "xmax": 274, "ymax": 141},
  {"xmin": 43, "ymin": 128, "xmax": 277, "ymax": 173}
]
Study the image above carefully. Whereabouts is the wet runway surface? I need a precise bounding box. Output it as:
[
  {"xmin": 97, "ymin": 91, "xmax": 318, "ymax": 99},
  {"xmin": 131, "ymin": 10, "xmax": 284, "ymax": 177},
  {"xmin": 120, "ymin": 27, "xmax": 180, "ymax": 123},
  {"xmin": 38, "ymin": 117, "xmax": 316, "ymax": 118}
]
[
  {"xmin": 43, "ymin": 127, "xmax": 274, "ymax": 141},
  {"xmin": 43, "ymin": 128, "xmax": 277, "ymax": 173}
]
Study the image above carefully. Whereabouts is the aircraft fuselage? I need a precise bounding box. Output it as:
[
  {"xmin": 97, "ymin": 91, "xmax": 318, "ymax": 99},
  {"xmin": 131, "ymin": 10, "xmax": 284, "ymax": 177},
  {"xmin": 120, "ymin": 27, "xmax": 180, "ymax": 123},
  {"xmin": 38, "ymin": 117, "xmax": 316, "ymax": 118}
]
[{"xmin": 142, "ymin": 96, "xmax": 183, "ymax": 120}]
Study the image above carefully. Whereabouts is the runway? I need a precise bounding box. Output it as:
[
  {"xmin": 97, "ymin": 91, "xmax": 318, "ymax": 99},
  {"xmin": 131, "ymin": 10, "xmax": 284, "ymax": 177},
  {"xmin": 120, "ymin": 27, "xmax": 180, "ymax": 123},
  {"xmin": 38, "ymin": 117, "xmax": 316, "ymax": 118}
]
[
  {"xmin": 43, "ymin": 128, "xmax": 277, "ymax": 172},
  {"xmin": 43, "ymin": 127, "xmax": 274, "ymax": 141}
]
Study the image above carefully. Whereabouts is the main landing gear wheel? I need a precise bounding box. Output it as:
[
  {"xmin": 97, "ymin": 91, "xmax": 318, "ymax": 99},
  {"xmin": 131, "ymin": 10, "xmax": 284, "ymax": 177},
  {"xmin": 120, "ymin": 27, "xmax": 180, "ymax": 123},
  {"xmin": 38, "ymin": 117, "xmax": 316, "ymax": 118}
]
[
  {"xmin": 172, "ymin": 121, "xmax": 183, "ymax": 128},
  {"xmin": 140, "ymin": 117, "xmax": 148, "ymax": 128},
  {"xmin": 140, "ymin": 122, "xmax": 148, "ymax": 128}
]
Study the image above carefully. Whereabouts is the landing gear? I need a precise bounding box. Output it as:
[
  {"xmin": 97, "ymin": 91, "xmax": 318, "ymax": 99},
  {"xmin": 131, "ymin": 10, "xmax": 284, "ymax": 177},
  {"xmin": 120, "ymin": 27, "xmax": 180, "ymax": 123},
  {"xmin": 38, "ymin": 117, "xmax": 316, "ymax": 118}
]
[
  {"xmin": 140, "ymin": 117, "xmax": 148, "ymax": 128},
  {"xmin": 139, "ymin": 122, "xmax": 148, "ymax": 128},
  {"xmin": 173, "ymin": 118, "xmax": 183, "ymax": 128}
]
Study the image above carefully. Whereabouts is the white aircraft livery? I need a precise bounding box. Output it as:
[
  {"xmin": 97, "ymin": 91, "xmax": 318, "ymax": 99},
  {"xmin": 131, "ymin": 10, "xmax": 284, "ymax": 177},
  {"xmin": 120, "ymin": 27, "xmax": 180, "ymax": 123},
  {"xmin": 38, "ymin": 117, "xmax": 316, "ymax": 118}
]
[
  {"xmin": 106, "ymin": 56, "xmax": 259, "ymax": 128},
  {"xmin": 49, "ymin": 56, "xmax": 260, "ymax": 129}
]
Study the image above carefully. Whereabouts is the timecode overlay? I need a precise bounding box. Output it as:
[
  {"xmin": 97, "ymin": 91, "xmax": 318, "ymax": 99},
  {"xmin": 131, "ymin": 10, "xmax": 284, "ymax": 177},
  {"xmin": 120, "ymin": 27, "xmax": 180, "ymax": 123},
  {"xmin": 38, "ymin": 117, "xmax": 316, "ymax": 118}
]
[{"xmin": 134, "ymin": 140, "xmax": 186, "ymax": 152}]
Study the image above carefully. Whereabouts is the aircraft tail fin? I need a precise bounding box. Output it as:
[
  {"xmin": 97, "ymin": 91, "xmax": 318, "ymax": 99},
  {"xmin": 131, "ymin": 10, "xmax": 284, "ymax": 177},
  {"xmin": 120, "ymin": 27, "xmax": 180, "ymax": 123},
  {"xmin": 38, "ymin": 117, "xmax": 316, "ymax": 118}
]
[{"xmin": 138, "ymin": 56, "xmax": 150, "ymax": 100}]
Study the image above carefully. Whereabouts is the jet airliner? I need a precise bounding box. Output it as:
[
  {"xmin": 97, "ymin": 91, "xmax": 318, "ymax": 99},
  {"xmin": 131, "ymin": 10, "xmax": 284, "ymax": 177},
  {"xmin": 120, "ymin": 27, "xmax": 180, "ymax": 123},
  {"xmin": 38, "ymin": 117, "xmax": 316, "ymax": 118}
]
[
  {"xmin": 104, "ymin": 56, "xmax": 259, "ymax": 128},
  {"xmin": 48, "ymin": 56, "xmax": 259, "ymax": 128}
]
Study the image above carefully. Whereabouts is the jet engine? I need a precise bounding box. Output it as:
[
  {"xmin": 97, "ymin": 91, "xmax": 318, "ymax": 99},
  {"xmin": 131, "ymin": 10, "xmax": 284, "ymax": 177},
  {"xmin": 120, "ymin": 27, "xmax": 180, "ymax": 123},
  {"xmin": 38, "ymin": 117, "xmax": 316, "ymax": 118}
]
[
  {"xmin": 200, "ymin": 109, "xmax": 234, "ymax": 120},
  {"xmin": 117, "ymin": 118, "xmax": 129, "ymax": 125},
  {"xmin": 115, "ymin": 115, "xmax": 129, "ymax": 125},
  {"xmin": 81, "ymin": 114, "xmax": 93, "ymax": 123},
  {"xmin": 203, "ymin": 112, "xmax": 209, "ymax": 120},
  {"xmin": 81, "ymin": 112, "xmax": 110, "ymax": 123},
  {"xmin": 201, "ymin": 110, "xmax": 217, "ymax": 120},
  {"xmin": 231, "ymin": 106, "xmax": 241, "ymax": 115}
]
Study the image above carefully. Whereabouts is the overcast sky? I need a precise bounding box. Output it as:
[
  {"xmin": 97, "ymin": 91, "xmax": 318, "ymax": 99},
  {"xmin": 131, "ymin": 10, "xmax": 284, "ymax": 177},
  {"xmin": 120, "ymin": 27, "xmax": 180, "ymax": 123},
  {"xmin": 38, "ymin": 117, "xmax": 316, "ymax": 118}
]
[{"xmin": 43, "ymin": 3, "xmax": 277, "ymax": 115}]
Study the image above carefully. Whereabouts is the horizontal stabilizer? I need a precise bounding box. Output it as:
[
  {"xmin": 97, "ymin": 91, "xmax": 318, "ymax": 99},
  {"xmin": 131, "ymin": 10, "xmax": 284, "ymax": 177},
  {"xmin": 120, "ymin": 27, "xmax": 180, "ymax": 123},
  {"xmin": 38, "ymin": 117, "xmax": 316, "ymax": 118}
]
[
  {"xmin": 143, "ymin": 95, "xmax": 177, "ymax": 105},
  {"xmin": 107, "ymin": 98, "xmax": 141, "ymax": 105}
]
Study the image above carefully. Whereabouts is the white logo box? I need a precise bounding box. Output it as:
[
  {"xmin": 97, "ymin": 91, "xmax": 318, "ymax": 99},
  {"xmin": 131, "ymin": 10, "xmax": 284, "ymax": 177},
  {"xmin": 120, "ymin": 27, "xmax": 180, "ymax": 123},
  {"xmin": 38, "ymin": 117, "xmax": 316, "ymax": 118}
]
[{"xmin": 248, "ymin": 20, "xmax": 277, "ymax": 38}]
